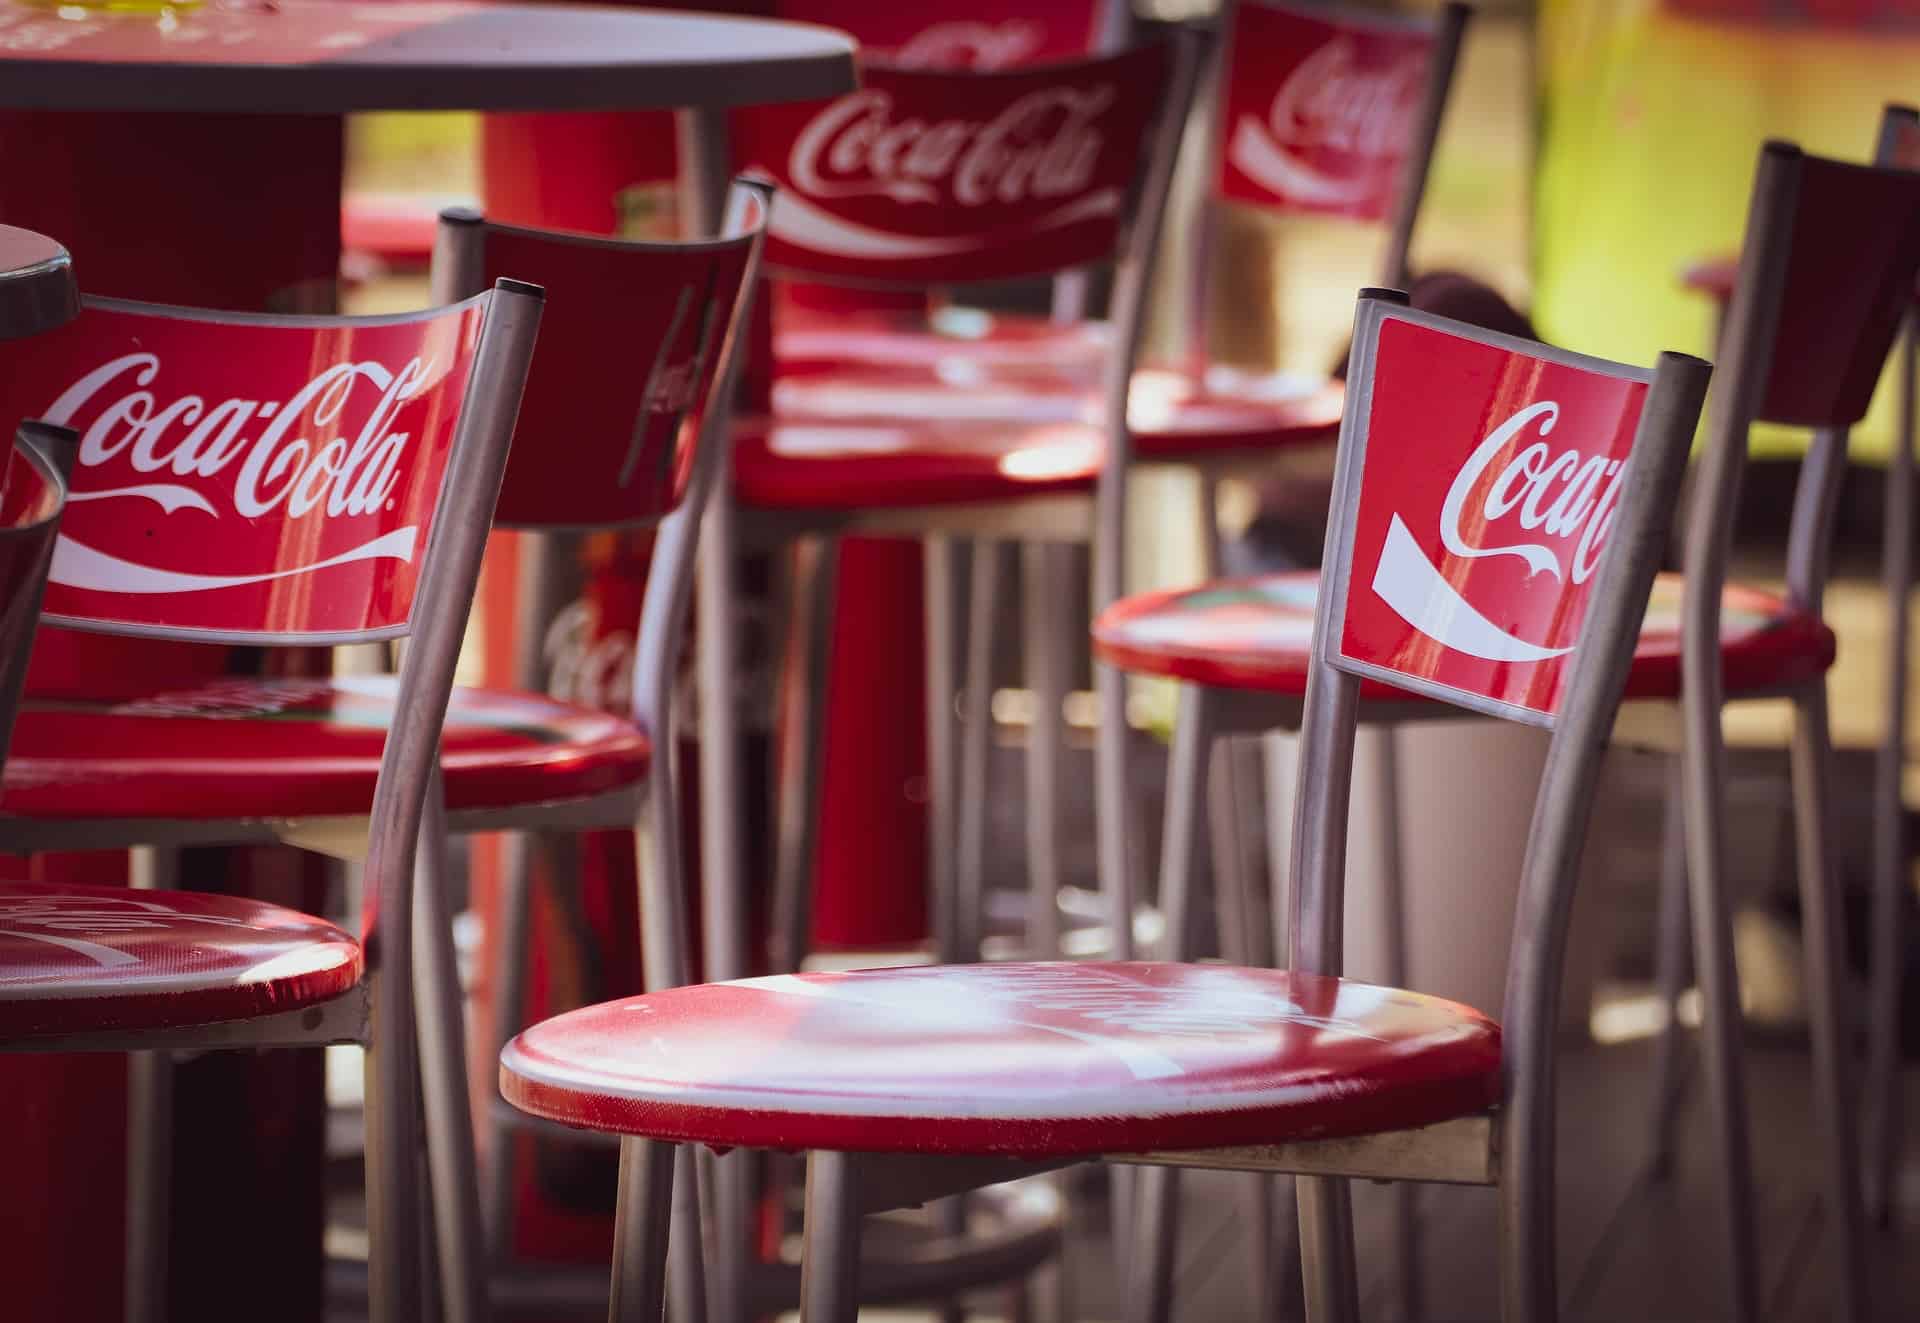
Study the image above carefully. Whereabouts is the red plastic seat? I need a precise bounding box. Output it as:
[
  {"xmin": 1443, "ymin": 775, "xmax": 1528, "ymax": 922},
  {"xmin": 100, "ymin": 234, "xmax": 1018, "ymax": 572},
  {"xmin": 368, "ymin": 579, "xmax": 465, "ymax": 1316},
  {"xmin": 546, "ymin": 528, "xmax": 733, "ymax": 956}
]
[
  {"xmin": 742, "ymin": 370, "xmax": 1346, "ymax": 512},
  {"xmin": 1092, "ymin": 572, "xmax": 1836, "ymax": 701},
  {"xmin": 773, "ymin": 307, "xmax": 1111, "ymax": 382},
  {"xmin": 500, "ymin": 961, "xmax": 1501, "ymax": 1157},
  {"xmin": 2, "ymin": 676, "xmax": 648, "ymax": 821},
  {"xmin": 0, "ymin": 881, "xmax": 361, "ymax": 1040}
]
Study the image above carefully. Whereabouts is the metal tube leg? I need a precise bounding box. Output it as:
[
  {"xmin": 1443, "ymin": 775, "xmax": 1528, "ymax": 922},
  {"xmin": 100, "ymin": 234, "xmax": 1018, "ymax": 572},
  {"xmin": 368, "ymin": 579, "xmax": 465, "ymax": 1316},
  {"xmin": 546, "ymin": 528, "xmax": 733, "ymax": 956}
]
[
  {"xmin": 1162, "ymin": 685, "xmax": 1217, "ymax": 964},
  {"xmin": 1647, "ymin": 758, "xmax": 1693, "ymax": 1183},
  {"xmin": 1368, "ymin": 729, "xmax": 1421, "ymax": 1323},
  {"xmin": 772, "ymin": 537, "xmax": 839, "ymax": 974},
  {"xmin": 698, "ymin": 471, "xmax": 750, "ymax": 986},
  {"xmin": 126, "ymin": 845, "xmax": 178, "ymax": 1323},
  {"xmin": 609, "ymin": 1139, "xmax": 677, "ymax": 1323},
  {"xmin": 125, "ymin": 1050, "xmax": 174, "ymax": 1323},
  {"xmin": 1095, "ymin": 660, "xmax": 1137, "ymax": 961},
  {"xmin": 413, "ymin": 770, "xmax": 489, "ymax": 1323},
  {"xmin": 667, "ymin": 1145, "xmax": 709, "ymax": 1323},
  {"xmin": 800, "ymin": 1152, "xmax": 863, "ymax": 1323},
  {"xmin": 1123, "ymin": 1164, "xmax": 1181, "ymax": 1323},
  {"xmin": 1263, "ymin": 732, "xmax": 1297, "ymax": 970},
  {"xmin": 365, "ymin": 964, "xmax": 426, "ymax": 1323},
  {"xmin": 957, "ymin": 539, "xmax": 1006, "ymax": 963},
  {"xmin": 1788, "ymin": 684, "xmax": 1869, "ymax": 1323},
  {"xmin": 484, "ymin": 831, "xmax": 536, "ymax": 1258},
  {"xmin": 926, "ymin": 536, "xmax": 964, "ymax": 965},
  {"xmin": 1679, "ymin": 684, "xmax": 1760, "ymax": 1323},
  {"xmin": 1022, "ymin": 541, "xmax": 1070, "ymax": 958},
  {"xmin": 1295, "ymin": 1176, "xmax": 1359, "ymax": 1323},
  {"xmin": 1867, "ymin": 322, "xmax": 1916, "ymax": 1227}
]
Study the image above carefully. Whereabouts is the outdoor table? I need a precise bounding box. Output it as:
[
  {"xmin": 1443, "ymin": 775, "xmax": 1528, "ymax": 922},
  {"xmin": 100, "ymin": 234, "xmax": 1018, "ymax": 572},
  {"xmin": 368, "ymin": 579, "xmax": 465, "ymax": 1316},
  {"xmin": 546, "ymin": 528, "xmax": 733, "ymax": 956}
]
[
  {"xmin": 0, "ymin": 225, "xmax": 77, "ymax": 340},
  {"xmin": 0, "ymin": 5, "xmax": 854, "ymax": 1318}
]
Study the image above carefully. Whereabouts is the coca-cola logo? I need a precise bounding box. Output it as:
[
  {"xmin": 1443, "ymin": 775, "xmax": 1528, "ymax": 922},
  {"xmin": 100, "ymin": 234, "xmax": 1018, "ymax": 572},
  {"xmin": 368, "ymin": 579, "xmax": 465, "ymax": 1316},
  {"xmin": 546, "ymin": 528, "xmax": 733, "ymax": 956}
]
[
  {"xmin": 892, "ymin": 20, "xmax": 1044, "ymax": 70},
  {"xmin": 1335, "ymin": 316, "xmax": 1649, "ymax": 717},
  {"xmin": 0, "ymin": 894, "xmax": 256, "ymax": 970},
  {"xmin": 1370, "ymin": 401, "xmax": 1624, "ymax": 663},
  {"xmin": 788, "ymin": 85, "xmax": 1112, "ymax": 208},
  {"xmin": 543, "ymin": 598, "xmax": 635, "ymax": 716},
  {"xmin": 2, "ymin": 303, "xmax": 482, "ymax": 637},
  {"xmin": 1219, "ymin": 8, "xmax": 1432, "ymax": 219}
]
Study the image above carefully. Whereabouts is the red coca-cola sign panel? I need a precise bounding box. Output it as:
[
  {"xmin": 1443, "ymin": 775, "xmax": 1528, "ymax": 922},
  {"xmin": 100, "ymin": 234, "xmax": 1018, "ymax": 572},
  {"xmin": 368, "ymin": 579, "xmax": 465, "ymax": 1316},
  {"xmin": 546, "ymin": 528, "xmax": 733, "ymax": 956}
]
[
  {"xmin": 0, "ymin": 297, "xmax": 487, "ymax": 642},
  {"xmin": 1329, "ymin": 313, "xmax": 1652, "ymax": 721},
  {"xmin": 1217, "ymin": 0, "xmax": 1434, "ymax": 222},
  {"xmin": 479, "ymin": 218, "xmax": 757, "ymax": 530},
  {"xmin": 777, "ymin": 0, "xmax": 1116, "ymax": 68},
  {"xmin": 738, "ymin": 41, "xmax": 1172, "ymax": 284}
]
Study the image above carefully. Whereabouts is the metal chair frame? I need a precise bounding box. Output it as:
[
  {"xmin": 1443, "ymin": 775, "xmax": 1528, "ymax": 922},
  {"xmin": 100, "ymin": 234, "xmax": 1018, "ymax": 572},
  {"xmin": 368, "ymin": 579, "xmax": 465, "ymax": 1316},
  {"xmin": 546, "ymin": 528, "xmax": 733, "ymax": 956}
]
[
  {"xmin": 0, "ymin": 285, "xmax": 545, "ymax": 1323},
  {"xmin": 531, "ymin": 290, "xmax": 1708, "ymax": 1323}
]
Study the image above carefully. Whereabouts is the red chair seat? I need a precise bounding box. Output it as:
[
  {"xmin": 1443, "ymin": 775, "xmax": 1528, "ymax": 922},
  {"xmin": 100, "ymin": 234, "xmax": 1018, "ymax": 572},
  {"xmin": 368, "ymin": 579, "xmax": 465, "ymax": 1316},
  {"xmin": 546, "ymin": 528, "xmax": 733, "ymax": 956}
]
[
  {"xmin": 1092, "ymin": 572, "xmax": 1836, "ymax": 700},
  {"xmin": 0, "ymin": 881, "xmax": 360, "ymax": 1040},
  {"xmin": 773, "ymin": 307, "xmax": 1111, "ymax": 382},
  {"xmin": 500, "ymin": 962, "xmax": 1501, "ymax": 1157},
  {"xmin": 1, "ymin": 676, "xmax": 648, "ymax": 821}
]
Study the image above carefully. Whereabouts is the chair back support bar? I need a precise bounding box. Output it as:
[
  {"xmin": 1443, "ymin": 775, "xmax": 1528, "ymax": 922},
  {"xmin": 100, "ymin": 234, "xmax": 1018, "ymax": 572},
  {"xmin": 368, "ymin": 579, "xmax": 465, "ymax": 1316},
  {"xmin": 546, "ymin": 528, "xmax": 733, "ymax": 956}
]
[
  {"xmin": 432, "ymin": 183, "xmax": 771, "ymax": 531},
  {"xmin": 0, "ymin": 422, "xmax": 71, "ymax": 771},
  {"xmin": 737, "ymin": 39, "xmax": 1185, "ymax": 287}
]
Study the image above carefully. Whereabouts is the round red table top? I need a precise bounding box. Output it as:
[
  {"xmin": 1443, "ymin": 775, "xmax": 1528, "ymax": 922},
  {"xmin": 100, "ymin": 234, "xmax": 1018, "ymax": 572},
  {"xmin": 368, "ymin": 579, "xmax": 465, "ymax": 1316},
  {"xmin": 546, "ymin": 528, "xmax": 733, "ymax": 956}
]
[
  {"xmin": 0, "ymin": 224, "xmax": 76, "ymax": 340},
  {"xmin": 0, "ymin": 0, "xmax": 856, "ymax": 112}
]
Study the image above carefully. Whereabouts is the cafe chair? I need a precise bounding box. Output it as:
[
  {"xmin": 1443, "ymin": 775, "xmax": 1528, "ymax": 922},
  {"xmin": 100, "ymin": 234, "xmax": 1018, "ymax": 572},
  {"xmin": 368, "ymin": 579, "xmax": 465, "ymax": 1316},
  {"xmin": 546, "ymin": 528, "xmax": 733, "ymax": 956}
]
[
  {"xmin": 1677, "ymin": 106, "xmax": 1920, "ymax": 1233},
  {"xmin": 0, "ymin": 283, "xmax": 544, "ymax": 1323},
  {"xmin": 1097, "ymin": 133, "xmax": 1920, "ymax": 1322},
  {"xmin": 499, "ymin": 290, "xmax": 1710, "ymax": 1323},
  {"xmin": 762, "ymin": 0, "xmax": 1467, "ymax": 974}
]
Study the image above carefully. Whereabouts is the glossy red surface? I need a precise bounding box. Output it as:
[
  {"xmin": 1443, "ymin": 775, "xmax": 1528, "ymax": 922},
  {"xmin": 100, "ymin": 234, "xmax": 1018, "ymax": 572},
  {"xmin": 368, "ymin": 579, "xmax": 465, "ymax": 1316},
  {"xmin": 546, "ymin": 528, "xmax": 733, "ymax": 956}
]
[
  {"xmin": 0, "ymin": 882, "xmax": 360, "ymax": 1040},
  {"xmin": 1216, "ymin": 0, "xmax": 1435, "ymax": 222},
  {"xmin": 772, "ymin": 307, "xmax": 1110, "ymax": 380},
  {"xmin": 1326, "ymin": 315, "xmax": 1650, "ymax": 720},
  {"xmin": 733, "ymin": 413, "xmax": 1102, "ymax": 510},
  {"xmin": 1093, "ymin": 572, "xmax": 1835, "ymax": 702},
  {"xmin": 501, "ymin": 962, "xmax": 1501, "ymax": 1156},
  {"xmin": 478, "ymin": 210, "xmax": 760, "ymax": 529},
  {"xmin": 745, "ymin": 364, "xmax": 1342, "ymax": 514},
  {"xmin": 777, "ymin": 0, "xmax": 1111, "ymax": 67},
  {"xmin": 0, "ymin": 297, "xmax": 489, "ymax": 641},
  {"xmin": 340, "ymin": 192, "xmax": 443, "ymax": 267},
  {"xmin": 736, "ymin": 42, "xmax": 1174, "ymax": 285},
  {"xmin": 0, "ymin": 1, "xmax": 475, "ymax": 68},
  {"xmin": 0, "ymin": 675, "xmax": 649, "ymax": 821}
]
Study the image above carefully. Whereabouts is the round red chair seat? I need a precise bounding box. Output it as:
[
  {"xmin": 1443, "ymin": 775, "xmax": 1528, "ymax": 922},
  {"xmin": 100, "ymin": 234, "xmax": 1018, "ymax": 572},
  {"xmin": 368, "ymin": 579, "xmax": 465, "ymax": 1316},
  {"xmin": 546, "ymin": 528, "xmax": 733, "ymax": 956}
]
[
  {"xmin": 0, "ymin": 881, "xmax": 360, "ymax": 1040},
  {"xmin": 773, "ymin": 308, "xmax": 1111, "ymax": 381},
  {"xmin": 501, "ymin": 962, "xmax": 1501, "ymax": 1158},
  {"xmin": 2, "ymin": 675, "xmax": 649, "ymax": 821},
  {"xmin": 733, "ymin": 414, "xmax": 1103, "ymax": 512},
  {"xmin": 1092, "ymin": 572, "xmax": 1836, "ymax": 701}
]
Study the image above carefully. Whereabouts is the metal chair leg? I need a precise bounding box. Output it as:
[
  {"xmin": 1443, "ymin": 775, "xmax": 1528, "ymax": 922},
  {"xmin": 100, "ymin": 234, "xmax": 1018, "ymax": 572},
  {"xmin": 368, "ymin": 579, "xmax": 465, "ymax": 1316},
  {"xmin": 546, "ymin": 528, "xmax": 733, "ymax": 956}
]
[
  {"xmin": 1295, "ymin": 1176, "xmax": 1359, "ymax": 1323},
  {"xmin": 1022, "ymin": 541, "xmax": 1071, "ymax": 958},
  {"xmin": 772, "ymin": 536, "xmax": 839, "ymax": 974},
  {"xmin": 1368, "ymin": 728, "xmax": 1422, "ymax": 1323},
  {"xmin": 484, "ymin": 830, "xmax": 537, "ymax": 1258},
  {"xmin": 1788, "ymin": 682, "xmax": 1870, "ymax": 1322},
  {"xmin": 365, "ymin": 964, "xmax": 426, "ymax": 1323},
  {"xmin": 926, "ymin": 535, "xmax": 964, "ymax": 966},
  {"xmin": 1123, "ymin": 1164, "xmax": 1181, "ymax": 1323},
  {"xmin": 1867, "ymin": 320, "xmax": 1915, "ymax": 1227},
  {"xmin": 414, "ymin": 769, "xmax": 490, "ymax": 1323},
  {"xmin": 800, "ymin": 1151, "xmax": 863, "ymax": 1323},
  {"xmin": 957, "ymin": 539, "xmax": 1007, "ymax": 963},
  {"xmin": 124, "ymin": 1050, "xmax": 174, "ymax": 1323},
  {"xmin": 608, "ymin": 1138, "xmax": 676, "ymax": 1323},
  {"xmin": 1679, "ymin": 684, "xmax": 1761, "ymax": 1323},
  {"xmin": 668, "ymin": 1145, "xmax": 709, "ymax": 1323},
  {"xmin": 1647, "ymin": 758, "xmax": 1693, "ymax": 1183},
  {"xmin": 125, "ymin": 845, "xmax": 178, "ymax": 1323}
]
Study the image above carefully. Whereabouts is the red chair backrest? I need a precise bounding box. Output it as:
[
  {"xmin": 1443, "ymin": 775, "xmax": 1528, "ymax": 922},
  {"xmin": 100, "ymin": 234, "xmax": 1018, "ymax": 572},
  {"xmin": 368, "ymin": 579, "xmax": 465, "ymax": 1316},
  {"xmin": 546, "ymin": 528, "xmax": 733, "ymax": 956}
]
[
  {"xmin": 777, "ymin": 0, "xmax": 1122, "ymax": 67},
  {"xmin": 1216, "ymin": 0, "xmax": 1444, "ymax": 223},
  {"xmin": 0, "ymin": 423, "xmax": 69, "ymax": 768},
  {"xmin": 1754, "ymin": 147, "xmax": 1920, "ymax": 426},
  {"xmin": 461, "ymin": 185, "xmax": 769, "ymax": 529},
  {"xmin": 0, "ymin": 295, "xmax": 497, "ymax": 643},
  {"xmin": 738, "ymin": 41, "xmax": 1178, "ymax": 286},
  {"xmin": 1321, "ymin": 302, "xmax": 1656, "ymax": 723}
]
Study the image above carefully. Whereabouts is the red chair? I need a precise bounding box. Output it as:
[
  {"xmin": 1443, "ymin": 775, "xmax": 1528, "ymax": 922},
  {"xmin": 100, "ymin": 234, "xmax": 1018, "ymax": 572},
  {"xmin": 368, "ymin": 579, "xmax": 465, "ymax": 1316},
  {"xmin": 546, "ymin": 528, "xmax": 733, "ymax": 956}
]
[
  {"xmin": 499, "ymin": 290, "xmax": 1710, "ymax": 1323},
  {"xmin": 0, "ymin": 283, "xmax": 544, "ymax": 1323},
  {"xmin": 1097, "ymin": 130, "xmax": 1920, "ymax": 1321}
]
